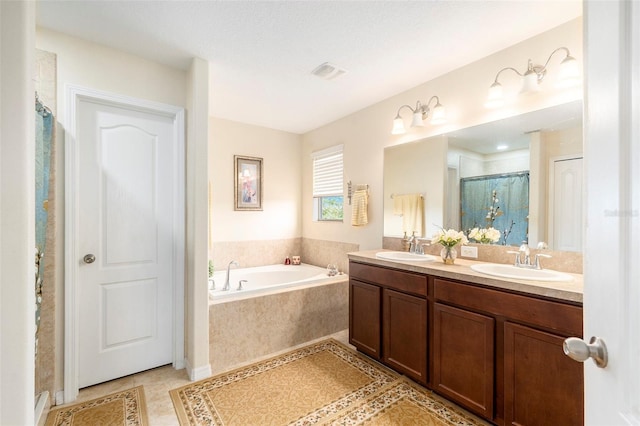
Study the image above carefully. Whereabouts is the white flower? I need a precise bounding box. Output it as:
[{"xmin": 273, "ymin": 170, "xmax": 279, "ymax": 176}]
[
  {"xmin": 469, "ymin": 226, "xmax": 501, "ymax": 244},
  {"xmin": 432, "ymin": 228, "xmax": 469, "ymax": 247}
]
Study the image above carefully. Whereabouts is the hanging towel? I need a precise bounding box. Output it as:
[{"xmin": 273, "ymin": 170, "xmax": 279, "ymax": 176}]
[
  {"xmin": 393, "ymin": 194, "xmax": 424, "ymax": 235},
  {"xmin": 351, "ymin": 189, "xmax": 369, "ymax": 226}
]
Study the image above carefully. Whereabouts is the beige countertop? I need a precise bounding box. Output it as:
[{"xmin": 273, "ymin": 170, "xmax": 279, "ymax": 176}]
[{"xmin": 348, "ymin": 250, "xmax": 583, "ymax": 304}]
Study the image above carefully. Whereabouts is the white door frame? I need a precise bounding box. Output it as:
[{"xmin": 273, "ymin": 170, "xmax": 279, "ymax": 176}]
[{"xmin": 63, "ymin": 85, "xmax": 185, "ymax": 403}]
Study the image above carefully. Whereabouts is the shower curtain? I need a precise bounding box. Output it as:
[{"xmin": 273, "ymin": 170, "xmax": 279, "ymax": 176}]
[
  {"xmin": 460, "ymin": 172, "xmax": 530, "ymax": 246},
  {"xmin": 35, "ymin": 95, "xmax": 53, "ymax": 358}
]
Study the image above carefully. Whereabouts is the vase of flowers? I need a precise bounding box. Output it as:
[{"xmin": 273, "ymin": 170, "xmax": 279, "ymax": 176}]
[
  {"xmin": 468, "ymin": 227, "xmax": 501, "ymax": 244},
  {"xmin": 431, "ymin": 228, "xmax": 468, "ymax": 265}
]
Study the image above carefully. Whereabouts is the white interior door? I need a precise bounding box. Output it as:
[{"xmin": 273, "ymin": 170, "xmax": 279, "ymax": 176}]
[
  {"xmin": 577, "ymin": 1, "xmax": 640, "ymax": 424},
  {"xmin": 66, "ymin": 89, "xmax": 184, "ymax": 391},
  {"xmin": 549, "ymin": 156, "xmax": 583, "ymax": 251}
]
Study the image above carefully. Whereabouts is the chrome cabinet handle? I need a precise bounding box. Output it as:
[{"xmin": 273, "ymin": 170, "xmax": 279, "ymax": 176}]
[
  {"xmin": 83, "ymin": 254, "xmax": 96, "ymax": 264},
  {"xmin": 563, "ymin": 336, "xmax": 608, "ymax": 368}
]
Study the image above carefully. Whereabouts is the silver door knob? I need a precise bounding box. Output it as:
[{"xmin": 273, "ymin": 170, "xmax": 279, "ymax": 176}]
[
  {"xmin": 563, "ymin": 336, "xmax": 608, "ymax": 368},
  {"xmin": 83, "ymin": 254, "xmax": 96, "ymax": 264}
]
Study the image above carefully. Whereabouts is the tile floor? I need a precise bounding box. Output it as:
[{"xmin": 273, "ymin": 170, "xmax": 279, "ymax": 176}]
[
  {"xmin": 55, "ymin": 331, "xmax": 352, "ymax": 425},
  {"xmin": 52, "ymin": 330, "xmax": 485, "ymax": 426}
]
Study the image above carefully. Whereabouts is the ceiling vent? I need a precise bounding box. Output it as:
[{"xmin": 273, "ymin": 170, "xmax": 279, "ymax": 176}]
[{"xmin": 311, "ymin": 62, "xmax": 348, "ymax": 80}]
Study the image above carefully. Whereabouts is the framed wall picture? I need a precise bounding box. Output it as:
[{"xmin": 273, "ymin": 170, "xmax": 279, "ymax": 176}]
[{"xmin": 234, "ymin": 155, "xmax": 263, "ymax": 211}]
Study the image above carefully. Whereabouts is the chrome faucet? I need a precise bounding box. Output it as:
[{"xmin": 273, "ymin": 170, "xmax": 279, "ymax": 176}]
[
  {"xmin": 507, "ymin": 242, "xmax": 552, "ymax": 269},
  {"xmin": 407, "ymin": 232, "xmax": 416, "ymax": 253},
  {"xmin": 519, "ymin": 242, "xmax": 531, "ymax": 266},
  {"xmin": 238, "ymin": 279, "xmax": 247, "ymax": 291},
  {"xmin": 223, "ymin": 260, "xmax": 239, "ymax": 291},
  {"xmin": 412, "ymin": 238, "xmax": 427, "ymax": 255}
]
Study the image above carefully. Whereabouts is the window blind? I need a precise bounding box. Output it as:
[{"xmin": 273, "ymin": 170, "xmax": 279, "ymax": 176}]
[{"xmin": 312, "ymin": 145, "xmax": 343, "ymax": 197}]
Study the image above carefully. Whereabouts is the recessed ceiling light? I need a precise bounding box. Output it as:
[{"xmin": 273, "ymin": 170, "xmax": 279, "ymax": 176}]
[{"xmin": 496, "ymin": 144, "xmax": 509, "ymax": 151}]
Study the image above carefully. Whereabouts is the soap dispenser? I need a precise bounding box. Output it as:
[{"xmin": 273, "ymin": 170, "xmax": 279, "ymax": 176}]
[{"xmin": 402, "ymin": 232, "xmax": 410, "ymax": 251}]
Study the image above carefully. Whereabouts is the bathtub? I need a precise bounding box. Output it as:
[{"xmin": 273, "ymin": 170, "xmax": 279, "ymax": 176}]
[
  {"xmin": 208, "ymin": 263, "xmax": 349, "ymax": 374},
  {"xmin": 208, "ymin": 263, "xmax": 338, "ymax": 302}
]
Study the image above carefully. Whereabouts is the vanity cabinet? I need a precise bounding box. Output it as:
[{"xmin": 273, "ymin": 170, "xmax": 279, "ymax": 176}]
[
  {"xmin": 348, "ymin": 260, "xmax": 583, "ymax": 426},
  {"xmin": 433, "ymin": 277, "xmax": 583, "ymax": 425},
  {"xmin": 349, "ymin": 262, "xmax": 428, "ymax": 384}
]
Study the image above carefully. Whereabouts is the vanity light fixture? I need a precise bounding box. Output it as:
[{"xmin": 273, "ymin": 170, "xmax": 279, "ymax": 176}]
[
  {"xmin": 391, "ymin": 96, "xmax": 445, "ymax": 135},
  {"xmin": 485, "ymin": 47, "xmax": 580, "ymax": 108}
]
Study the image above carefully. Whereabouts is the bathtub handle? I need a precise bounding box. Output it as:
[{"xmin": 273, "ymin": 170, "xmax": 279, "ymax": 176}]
[{"xmin": 238, "ymin": 280, "xmax": 248, "ymax": 291}]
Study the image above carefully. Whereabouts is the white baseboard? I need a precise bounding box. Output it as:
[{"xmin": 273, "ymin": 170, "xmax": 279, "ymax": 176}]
[
  {"xmin": 35, "ymin": 391, "xmax": 50, "ymax": 426},
  {"xmin": 185, "ymin": 359, "xmax": 211, "ymax": 381},
  {"xmin": 55, "ymin": 390, "xmax": 65, "ymax": 406},
  {"xmin": 174, "ymin": 357, "xmax": 186, "ymax": 370}
]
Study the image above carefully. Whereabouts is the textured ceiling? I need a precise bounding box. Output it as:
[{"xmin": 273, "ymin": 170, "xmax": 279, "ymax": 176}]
[{"xmin": 36, "ymin": 1, "xmax": 582, "ymax": 134}]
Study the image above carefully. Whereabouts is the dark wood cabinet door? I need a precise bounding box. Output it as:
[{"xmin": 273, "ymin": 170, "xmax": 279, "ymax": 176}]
[
  {"xmin": 504, "ymin": 322, "xmax": 584, "ymax": 426},
  {"xmin": 433, "ymin": 302, "xmax": 495, "ymax": 420},
  {"xmin": 349, "ymin": 279, "xmax": 381, "ymax": 359},
  {"xmin": 382, "ymin": 289, "xmax": 427, "ymax": 384}
]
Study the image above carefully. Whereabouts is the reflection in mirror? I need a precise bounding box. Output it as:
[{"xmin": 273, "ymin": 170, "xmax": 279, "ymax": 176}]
[
  {"xmin": 383, "ymin": 100, "xmax": 583, "ymax": 251},
  {"xmin": 460, "ymin": 172, "xmax": 530, "ymax": 246},
  {"xmin": 383, "ymin": 136, "xmax": 446, "ymax": 239}
]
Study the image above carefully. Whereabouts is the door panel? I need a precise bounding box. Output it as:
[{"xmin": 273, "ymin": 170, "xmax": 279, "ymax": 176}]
[
  {"xmin": 504, "ymin": 322, "xmax": 583, "ymax": 426},
  {"xmin": 382, "ymin": 289, "xmax": 427, "ymax": 384},
  {"xmin": 102, "ymin": 125, "xmax": 158, "ymax": 265},
  {"xmin": 102, "ymin": 279, "xmax": 157, "ymax": 348},
  {"xmin": 550, "ymin": 157, "xmax": 582, "ymax": 252},
  {"xmin": 433, "ymin": 303, "xmax": 494, "ymax": 420},
  {"xmin": 583, "ymin": 2, "xmax": 640, "ymax": 423},
  {"xmin": 349, "ymin": 280, "xmax": 381, "ymax": 359},
  {"xmin": 78, "ymin": 99, "xmax": 174, "ymax": 388}
]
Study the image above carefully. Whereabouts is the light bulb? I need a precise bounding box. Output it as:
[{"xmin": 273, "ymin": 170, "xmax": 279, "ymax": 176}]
[
  {"xmin": 520, "ymin": 70, "xmax": 541, "ymax": 94},
  {"xmin": 410, "ymin": 111, "xmax": 424, "ymax": 128},
  {"xmin": 557, "ymin": 55, "xmax": 581, "ymax": 88},
  {"xmin": 391, "ymin": 116, "xmax": 406, "ymax": 135},
  {"xmin": 430, "ymin": 103, "xmax": 446, "ymax": 125},
  {"xmin": 485, "ymin": 82, "xmax": 504, "ymax": 108}
]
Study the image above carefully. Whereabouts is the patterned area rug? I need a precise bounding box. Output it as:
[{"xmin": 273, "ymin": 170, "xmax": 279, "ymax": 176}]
[
  {"xmin": 45, "ymin": 385, "xmax": 148, "ymax": 426},
  {"xmin": 170, "ymin": 339, "xmax": 487, "ymax": 426}
]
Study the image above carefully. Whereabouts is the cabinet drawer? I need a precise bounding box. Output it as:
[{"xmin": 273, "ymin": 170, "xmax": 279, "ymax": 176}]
[
  {"xmin": 434, "ymin": 278, "xmax": 582, "ymax": 336},
  {"xmin": 350, "ymin": 262, "xmax": 427, "ymax": 297}
]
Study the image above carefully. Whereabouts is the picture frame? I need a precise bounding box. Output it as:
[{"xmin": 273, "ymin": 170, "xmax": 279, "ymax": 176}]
[{"xmin": 234, "ymin": 155, "xmax": 263, "ymax": 211}]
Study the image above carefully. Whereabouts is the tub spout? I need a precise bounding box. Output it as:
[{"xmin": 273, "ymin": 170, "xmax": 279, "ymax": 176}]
[{"xmin": 224, "ymin": 260, "xmax": 239, "ymax": 291}]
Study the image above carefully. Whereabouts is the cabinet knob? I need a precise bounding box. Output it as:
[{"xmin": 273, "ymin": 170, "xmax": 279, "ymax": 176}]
[
  {"xmin": 563, "ymin": 336, "xmax": 608, "ymax": 368},
  {"xmin": 83, "ymin": 254, "xmax": 96, "ymax": 264}
]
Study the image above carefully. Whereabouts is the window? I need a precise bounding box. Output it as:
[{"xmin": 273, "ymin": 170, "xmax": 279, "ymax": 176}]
[{"xmin": 312, "ymin": 145, "xmax": 344, "ymax": 221}]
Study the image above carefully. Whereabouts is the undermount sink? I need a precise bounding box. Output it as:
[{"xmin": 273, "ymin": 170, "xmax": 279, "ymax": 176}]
[
  {"xmin": 375, "ymin": 251, "xmax": 437, "ymax": 262},
  {"xmin": 470, "ymin": 263, "xmax": 574, "ymax": 282}
]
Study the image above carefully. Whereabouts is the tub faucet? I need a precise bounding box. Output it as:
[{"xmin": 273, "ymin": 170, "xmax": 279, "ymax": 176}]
[{"xmin": 223, "ymin": 260, "xmax": 239, "ymax": 291}]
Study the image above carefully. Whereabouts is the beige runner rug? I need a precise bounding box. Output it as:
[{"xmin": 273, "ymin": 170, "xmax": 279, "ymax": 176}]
[
  {"xmin": 45, "ymin": 385, "xmax": 148, "ymax": 426},
  {"xmin": 170, "ymin": 339, "xmax": 486, "ymax": 426}
]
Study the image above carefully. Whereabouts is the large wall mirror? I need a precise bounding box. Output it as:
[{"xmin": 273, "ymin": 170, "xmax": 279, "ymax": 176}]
[{"xmin": 383, "ymin": 100, "xmax": 583, "ymax": 252}]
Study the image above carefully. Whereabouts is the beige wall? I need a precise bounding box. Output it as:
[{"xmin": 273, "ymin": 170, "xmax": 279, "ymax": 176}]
[
  {"xmin": 302, "ymin": 18, "xmax": 582, "ymax": 251},
  {"xmin": 36, "ymin": 28, "xmax": 186, "ymax": 122},
  {"xmin": 208, "ymin": 118, "xmax": 302, "ymax": 245},
  {"xmin": 1, "ymin": 2, "xmax": 36, "ymax": 423},
  {"xmin": 34, "ymin": 27, "xmax": 213, "ymax": 397}
]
